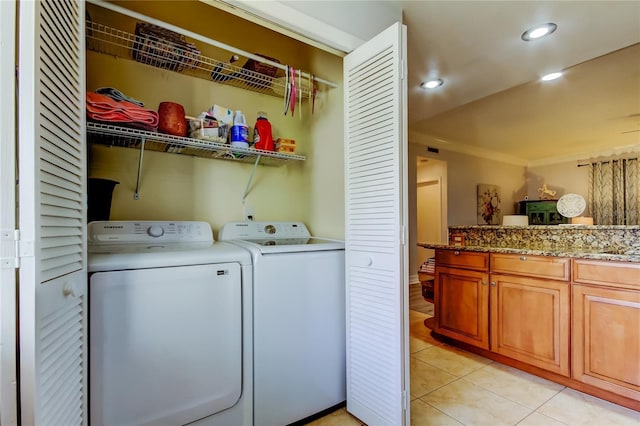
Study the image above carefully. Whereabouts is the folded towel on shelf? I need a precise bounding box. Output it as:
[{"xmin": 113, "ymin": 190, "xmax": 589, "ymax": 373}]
[
  {"xmin": 86, "ymin": 92, "xmax": 158, "ymax": 131},
  {"xmin": 95, "ymin": 87, "xmax": 144, "ymax": 106}
]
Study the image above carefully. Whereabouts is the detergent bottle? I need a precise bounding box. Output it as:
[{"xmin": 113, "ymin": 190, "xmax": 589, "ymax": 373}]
[{"xmin": 253, "ymin": 112, "xmax": 273, "ymax": 151}]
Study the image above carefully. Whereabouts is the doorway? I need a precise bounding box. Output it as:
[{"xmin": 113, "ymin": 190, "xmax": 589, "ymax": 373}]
[{"xmin": 416, "ymin": 156, "xmax": 447, "ymax": 267}]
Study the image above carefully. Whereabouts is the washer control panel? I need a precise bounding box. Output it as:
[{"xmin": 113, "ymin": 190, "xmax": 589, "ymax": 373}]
[
  {"xmin": 88, "ymin": 221, "xmax": 213, "ymax": 244},
  {"xmin": 218, "ymin": 221, "xmax": 311, "ymax": 240}
]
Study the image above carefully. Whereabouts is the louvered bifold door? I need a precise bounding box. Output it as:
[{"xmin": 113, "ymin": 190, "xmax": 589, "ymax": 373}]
[
  {"xmin": 0, "ymin": 1, "xmax": 19, "ymax": 424},
  {"xmin": 343, "ymin": 22, "xmax": 409, "ymax": 426},
  {"xmin": 17, "ymin": 0, "xmax": 88, "ymax": 425}
]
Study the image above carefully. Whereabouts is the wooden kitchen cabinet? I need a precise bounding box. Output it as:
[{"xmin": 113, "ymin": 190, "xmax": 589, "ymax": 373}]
[
  {"xmin": 434, "ymin": 250, "xmax": 490, "ymax": 349},
  {"xmin": 490, "ymin": 253, "xmax": 570, "ymax": 376},
  {"xmin": 434, "ymin": 251, "xmax": 570, "ymax": 373},
  {"xmin": 572, "ymin": 260, "xmax": 640, "ymax": 401},
  {"xmin": 432, "ymin": 247, "xmax": 640, "ymax": 409},
  {"xmin": 490, "ymin": 274, "xmax": 570, "ymax": 376}
]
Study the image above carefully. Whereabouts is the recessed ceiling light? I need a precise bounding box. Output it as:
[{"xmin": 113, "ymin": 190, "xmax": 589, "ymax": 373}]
[
  {"xmin": 521, "ymin": 23, "xmax": 557, "ymax": 41},
  {"xmin": 541, "ymin": 72, "xmax": 563, "ymax": 81},
  {"xmin": 421, "ymin": 79, "xmax": 443, "ymax": 89}
]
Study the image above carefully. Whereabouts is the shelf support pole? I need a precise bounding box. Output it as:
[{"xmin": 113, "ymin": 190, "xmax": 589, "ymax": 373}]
[
  {"xmin": 242, "ymin": 154, "xmax": 261, "ymax": 209},
  {"xmin": 134, "ymin": 138, "xmax": 146, "ymax": 200}
]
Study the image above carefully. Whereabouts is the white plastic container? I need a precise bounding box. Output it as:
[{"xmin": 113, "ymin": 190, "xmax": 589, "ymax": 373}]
[
  {"xmin": 230, "ymin": 110, "xmax": 249, "ymax": 148},
  {"xmin": 502, "ymin": 215, "xmax": 529, "ymax": 226}
]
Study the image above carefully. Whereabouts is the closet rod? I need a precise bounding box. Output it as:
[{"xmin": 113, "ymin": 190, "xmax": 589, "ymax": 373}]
[{"xmin": 87, "ymin": 0, "xmax": 338, "ymax": 88}]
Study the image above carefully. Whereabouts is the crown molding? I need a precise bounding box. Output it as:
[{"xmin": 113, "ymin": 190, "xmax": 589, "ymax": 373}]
[{"xmin": 409, "ymin": 130, "xmax": 527, "ymax": 167}]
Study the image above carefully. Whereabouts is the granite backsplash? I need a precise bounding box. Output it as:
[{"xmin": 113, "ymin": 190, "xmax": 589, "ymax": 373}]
[{"xmin": 448, "ymin": 225, "xmax": 640, "ymax": 255}]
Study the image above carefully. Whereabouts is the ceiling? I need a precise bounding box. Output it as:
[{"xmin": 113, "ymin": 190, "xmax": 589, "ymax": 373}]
[
  {"xmin": 399, "ymin": 1, "xmax": 640, "ymax": 165},
  {"xmin": 221, "ymin": 0, "xmax": 639, "ymax": 165}
]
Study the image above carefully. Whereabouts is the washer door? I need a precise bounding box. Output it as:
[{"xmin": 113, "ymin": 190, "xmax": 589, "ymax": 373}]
[{"xmin": 90, "ymin": 263, "xmax": 242, "ymax": 426}]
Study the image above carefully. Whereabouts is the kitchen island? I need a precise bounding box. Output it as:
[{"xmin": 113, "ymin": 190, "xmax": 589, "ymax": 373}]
[{"xmin": 418, "ymin": 225, "xmax": 640, "ymax": 411}]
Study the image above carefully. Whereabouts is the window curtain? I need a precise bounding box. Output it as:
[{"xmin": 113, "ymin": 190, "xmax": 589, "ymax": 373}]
[{"xmin": 588, "ymin": 158, "xmax": 640, "ymax": 225}]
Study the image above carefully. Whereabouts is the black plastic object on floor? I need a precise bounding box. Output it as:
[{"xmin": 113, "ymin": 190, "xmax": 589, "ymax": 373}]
[{"xmin": 87, "ymin": 178, "xmax": 119, "ymax": 222}]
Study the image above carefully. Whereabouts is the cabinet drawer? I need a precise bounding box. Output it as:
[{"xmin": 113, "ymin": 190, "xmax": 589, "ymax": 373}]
[
  {"xmin": 435, "ymin": 250, "xmax": 489, "ymax": 271},
  {"xmin": 573, "ymin": 259, "xmax": 640, "ymax": 290},
  {"xmin": 491, "ymin": 253, "xmax": 570, "ymax": 281}
]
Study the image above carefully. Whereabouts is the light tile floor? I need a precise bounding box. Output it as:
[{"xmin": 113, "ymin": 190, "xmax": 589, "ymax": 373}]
[{"xmin": 307, "ymin": 310, "xmax": 640, "ymax": 426}]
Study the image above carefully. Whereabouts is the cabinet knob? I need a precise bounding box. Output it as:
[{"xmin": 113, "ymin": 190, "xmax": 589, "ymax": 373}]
[
  {"xmin": 520, "ymin": 256, "xmax": 527, "ymax": 261},
  {"xmin": 490, "ymin": 282, "xmax": 496, "ymax": 287},
  {"xmin": 454, "ymin": 250, "xmax": 460, "ymax": 255},
  {"xmin": 482, "ymin": 281, "xmax": 487, "ymax": 286},
  {"xmin": 63, "ymin": 282, "xmax": 76, "ymax": 298}
]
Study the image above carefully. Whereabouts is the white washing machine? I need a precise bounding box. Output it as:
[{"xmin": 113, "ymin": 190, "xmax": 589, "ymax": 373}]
[
  {"xmin": 88, "ymin": 221, "xmax": 253, "ymax": 426},
  {"xmin": 218, "ymin": 221, "xmax": 345, "ymax": 426}
]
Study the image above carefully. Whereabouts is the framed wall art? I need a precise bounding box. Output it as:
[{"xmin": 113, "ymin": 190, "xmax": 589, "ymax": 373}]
[{"xmin": 477, "ymin": 184, "xmax": 502, "ymax": 225}]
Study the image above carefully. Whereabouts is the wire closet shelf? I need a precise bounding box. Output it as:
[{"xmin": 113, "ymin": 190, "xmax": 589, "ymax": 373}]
[
  {"xmin": 86, "ymin": 21, "xmax": 329, "ymax": 100},
  {"xmin": 86, "ymin": 122, "xmax": 305, "ymax": 166}
]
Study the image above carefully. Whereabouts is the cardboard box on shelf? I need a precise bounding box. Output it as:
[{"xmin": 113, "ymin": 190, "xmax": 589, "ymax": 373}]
[{"xmin": 275, "ymin": 138, "xmax": 296, "ymax": 153}]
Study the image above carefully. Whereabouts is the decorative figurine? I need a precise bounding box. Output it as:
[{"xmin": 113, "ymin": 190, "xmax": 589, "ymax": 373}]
[{"xmin": 538, "ymin": 183, "xmax": 557, "ymax": 200}]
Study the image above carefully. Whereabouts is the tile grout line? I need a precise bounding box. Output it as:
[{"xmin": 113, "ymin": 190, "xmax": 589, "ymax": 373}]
[{"xmin": 420, "ymin": 400, "xmax": 466, "ymax": 426}]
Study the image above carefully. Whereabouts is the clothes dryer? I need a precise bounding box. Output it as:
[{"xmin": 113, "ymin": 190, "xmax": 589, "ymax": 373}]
[{"xmin": 88, "ymin": 221, "xmax": 252, "ymax": 426}]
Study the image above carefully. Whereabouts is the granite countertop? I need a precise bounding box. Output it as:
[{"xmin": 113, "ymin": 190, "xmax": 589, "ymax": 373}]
[
  {"xmin": 417, "ymin": 243, "xmax": 640, "ymax": 263},
  {"xmin": 448, "ymin": 225, "xmax": 640, "ymax": 230}
]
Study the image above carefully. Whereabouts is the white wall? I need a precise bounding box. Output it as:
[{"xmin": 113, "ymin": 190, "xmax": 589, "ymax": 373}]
[
  {"xmin": 408, "ymin": 142, "xmax": 526, "ymax": 278},
  {"xmin": 220, "ymin": 0, "xmax": 404, "ymax": 53},
  {"xmin": 526, "ymin": 161, "xmax": 590, "ymax": 215},
  {"xmin": 281, "ymin": 0, "xmax": 403, "ymax": 47},
  {"xmin": 412, "ymin": 145, "xmax": 527, "ymax": 225},
  {"xmin": 416, "ymin": 157, "xmax": 447, "ymax": 268}
]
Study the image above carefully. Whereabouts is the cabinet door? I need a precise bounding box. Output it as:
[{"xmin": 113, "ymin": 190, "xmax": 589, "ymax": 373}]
[
  {"xmin": 572, "ymin": 284, "xmax": 640, "ymax": 400},
  {"xmin": 491, "ymin": 275, "xmax": 570, "ymax": 376},
  {"xmin": 435, "ymin": 267, "xmax": 489, "ymax": 349}
]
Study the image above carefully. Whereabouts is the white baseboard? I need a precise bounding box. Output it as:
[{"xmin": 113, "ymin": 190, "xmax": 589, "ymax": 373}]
[{"xmin": 409, "ymin": 274, "xmax": 419, "ymax": 285}]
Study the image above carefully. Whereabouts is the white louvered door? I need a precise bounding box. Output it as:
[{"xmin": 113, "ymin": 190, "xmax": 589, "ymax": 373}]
[
  {"xmin": 343, "ymin": 22, "xmax": 409, "ymax": 425},
  {"xmin": 18, "ymin": 0, "xmax": 87, "ymax": 424},
  {"xmin": 0, "ymin": 1, "xmax": 18, "ymax": 424}
]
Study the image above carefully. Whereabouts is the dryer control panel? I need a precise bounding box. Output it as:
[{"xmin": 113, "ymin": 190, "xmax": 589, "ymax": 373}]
[{"xmin": 88, "ymin": 221, "xmax": 213, "ymax": 244}]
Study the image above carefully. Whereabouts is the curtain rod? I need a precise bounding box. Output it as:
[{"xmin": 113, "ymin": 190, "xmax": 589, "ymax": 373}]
[{"xmin": 577, "ymin": 155, "xmax": 639, "ymax": 167}]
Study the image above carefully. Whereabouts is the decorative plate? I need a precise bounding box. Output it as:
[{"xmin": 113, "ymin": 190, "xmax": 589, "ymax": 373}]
[{"xmin": 556, "ymin": 193, "xmax": 586, "ymax": 218}]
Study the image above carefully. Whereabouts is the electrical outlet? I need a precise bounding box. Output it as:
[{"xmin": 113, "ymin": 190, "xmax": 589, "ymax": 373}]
[{"xmin": 244, "ymin": 207, "xmax": 254, "ymax": 221}]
